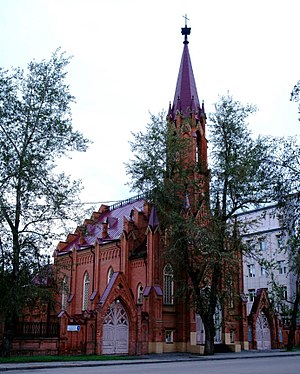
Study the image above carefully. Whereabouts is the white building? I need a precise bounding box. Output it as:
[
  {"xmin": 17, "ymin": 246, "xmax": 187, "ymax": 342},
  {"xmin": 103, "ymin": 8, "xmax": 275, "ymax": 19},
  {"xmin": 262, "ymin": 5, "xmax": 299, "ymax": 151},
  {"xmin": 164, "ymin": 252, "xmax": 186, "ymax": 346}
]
[{"xmin": 237, "ymin": 205, "xmax": 296, "ymax": 317}]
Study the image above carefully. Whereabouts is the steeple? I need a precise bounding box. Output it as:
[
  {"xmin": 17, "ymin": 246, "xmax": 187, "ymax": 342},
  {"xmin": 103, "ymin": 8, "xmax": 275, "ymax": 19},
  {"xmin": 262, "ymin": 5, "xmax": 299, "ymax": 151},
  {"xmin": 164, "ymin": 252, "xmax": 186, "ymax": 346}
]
[
  {"xmin": 168, "ymin": 18, "xmax": 204, "ymax": 120},
  {"xmin": 167, "ymin": 19, "xmax": 209, "ymax": 216}
]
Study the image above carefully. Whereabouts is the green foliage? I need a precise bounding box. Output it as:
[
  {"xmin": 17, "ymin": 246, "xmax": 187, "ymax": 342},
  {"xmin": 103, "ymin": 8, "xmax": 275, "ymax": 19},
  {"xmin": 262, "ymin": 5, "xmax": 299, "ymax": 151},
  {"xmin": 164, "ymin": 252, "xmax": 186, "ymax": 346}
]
[
  {"xmin": 269, "ymin": 136, "xmax": 300, "ymax": 350},
  {"xmin": 0, "ymin": 354, "xmax": 133, "ymax": 363},
  {"xmin": 209, "ymin": 93, "xmax": 273, "ymax": 219},
  {"xmin": 126, "ymin": 95, "xmax": 276, "ymax": 354},
  {"xmin": 0, "ymin": 50, "xmax": 90, "ymax": 320}
]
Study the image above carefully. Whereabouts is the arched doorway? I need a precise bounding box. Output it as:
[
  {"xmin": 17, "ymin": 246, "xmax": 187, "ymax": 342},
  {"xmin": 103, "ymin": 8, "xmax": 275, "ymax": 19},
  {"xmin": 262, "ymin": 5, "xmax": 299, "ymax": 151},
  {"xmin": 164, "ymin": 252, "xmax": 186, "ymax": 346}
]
[
  {"xmin": 102, "ymin": 300, "xmax": 129, "ymax": 354},
  {"xmin": 196, "ymin": 302, "xmax": 223, "ymax": 345},
  {"xmin": 256, "ymin": 312, "xmax": 271, "ymax": 350}
]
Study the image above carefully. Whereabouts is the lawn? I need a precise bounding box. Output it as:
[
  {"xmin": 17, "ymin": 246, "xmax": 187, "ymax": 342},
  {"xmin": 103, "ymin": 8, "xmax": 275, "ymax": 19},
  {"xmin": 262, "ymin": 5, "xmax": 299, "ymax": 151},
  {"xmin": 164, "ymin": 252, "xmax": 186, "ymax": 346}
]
[{"xmin": 0, "ymin": 354, "xmax": 134, "ymax": 364}]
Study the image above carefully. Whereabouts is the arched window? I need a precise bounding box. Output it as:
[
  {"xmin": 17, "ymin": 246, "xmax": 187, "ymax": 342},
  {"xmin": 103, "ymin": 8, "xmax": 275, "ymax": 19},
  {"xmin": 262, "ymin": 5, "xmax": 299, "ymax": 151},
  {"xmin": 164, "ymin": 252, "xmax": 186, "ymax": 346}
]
[
  {"xmin": 61, "ymin": 275, "xmax": 68, "ymax": 310},
  {"xmin": 82, "ymin": 272, "xmax": 90, "ymax": 310},
  {"xmin": 107, "ymin": 267, "xmax": 114, "ymax": 285},
  {"xmin": 137, "ymin": 283, "xmax": 143, "ymax": 304},
  {"xmin": 163, "ymin": 263, "xmax": 174, "ymax": 305}
]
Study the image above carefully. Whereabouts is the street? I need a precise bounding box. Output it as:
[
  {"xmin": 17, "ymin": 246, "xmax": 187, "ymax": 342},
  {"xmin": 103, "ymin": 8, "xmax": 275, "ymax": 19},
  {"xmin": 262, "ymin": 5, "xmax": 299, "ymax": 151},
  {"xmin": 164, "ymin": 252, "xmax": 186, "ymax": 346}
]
[{"xmin": 6, "ymin": 356, "xmax": 300, "ymax": 374}]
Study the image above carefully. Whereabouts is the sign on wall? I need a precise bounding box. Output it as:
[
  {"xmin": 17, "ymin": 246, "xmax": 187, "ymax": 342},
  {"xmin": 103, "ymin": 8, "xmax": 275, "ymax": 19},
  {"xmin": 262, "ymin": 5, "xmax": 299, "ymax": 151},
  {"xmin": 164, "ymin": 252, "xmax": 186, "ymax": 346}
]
[{"xmin": 67, "ymin": 325, "xmax": 80, "ymax": 332}]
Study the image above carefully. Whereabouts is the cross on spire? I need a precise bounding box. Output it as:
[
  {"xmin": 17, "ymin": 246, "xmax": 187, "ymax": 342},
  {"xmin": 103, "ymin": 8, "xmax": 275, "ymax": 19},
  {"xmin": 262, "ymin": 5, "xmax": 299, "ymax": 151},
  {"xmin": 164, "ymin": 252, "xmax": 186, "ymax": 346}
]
[
  {"xmin": 181, "ymin": 14, "xmax": 191, "ymax": 44},
  {"xmin": 183, "ymin": 14, "xmax": 189, "ymax": 27}
]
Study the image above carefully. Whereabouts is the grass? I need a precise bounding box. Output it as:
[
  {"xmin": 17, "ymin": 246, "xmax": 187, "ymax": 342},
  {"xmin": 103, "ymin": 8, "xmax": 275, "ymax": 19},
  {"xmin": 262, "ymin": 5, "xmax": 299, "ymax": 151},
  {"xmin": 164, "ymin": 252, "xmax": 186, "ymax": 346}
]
[{"xmin": 0, "ymin": 354, "xmax": 135, "ymax": 364}]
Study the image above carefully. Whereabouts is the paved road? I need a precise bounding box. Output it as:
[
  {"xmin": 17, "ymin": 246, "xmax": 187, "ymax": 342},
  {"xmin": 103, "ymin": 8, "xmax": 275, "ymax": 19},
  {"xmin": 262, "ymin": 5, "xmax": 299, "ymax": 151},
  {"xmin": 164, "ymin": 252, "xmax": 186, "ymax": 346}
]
[{"xmin": 6, "ymin": 355, "xmax": 300, "ymax": 374}]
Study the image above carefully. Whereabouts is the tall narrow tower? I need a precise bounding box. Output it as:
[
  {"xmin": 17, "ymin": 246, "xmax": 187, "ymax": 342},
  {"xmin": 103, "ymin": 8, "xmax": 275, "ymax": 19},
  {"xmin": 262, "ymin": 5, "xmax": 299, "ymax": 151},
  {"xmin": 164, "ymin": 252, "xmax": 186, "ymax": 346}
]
[{"xmin": 167, "ymin": 20, "xmax": 209, "ymax": 217}]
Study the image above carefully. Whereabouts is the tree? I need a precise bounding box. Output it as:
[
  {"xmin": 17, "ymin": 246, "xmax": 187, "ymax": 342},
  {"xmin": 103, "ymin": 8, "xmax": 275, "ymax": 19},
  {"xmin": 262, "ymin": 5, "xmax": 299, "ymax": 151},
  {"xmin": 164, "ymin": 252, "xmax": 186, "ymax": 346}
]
[
  {"xmin": 271, "ymin": 136, "xmax": 300, "ymax": 350},
  {"xmin": 290, "ymin": 81, "xmax": 300, "ymax": 121},
  {"xmin": 0, "ymin": 50, "xmax": 90, "ymax": 354},
  {"xmin": 126, "ymin": 94, "xmax": 273, "ymax": 355}
]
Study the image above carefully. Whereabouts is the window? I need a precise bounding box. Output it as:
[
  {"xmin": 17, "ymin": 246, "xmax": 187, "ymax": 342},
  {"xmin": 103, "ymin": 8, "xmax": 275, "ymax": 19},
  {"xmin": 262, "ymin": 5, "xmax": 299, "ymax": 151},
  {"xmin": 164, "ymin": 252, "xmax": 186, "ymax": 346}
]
[
  {"xmin": 163, "ymin": 263, "xmax": 174, "ymax": 305},
  {"xmin": 259, "ymin": 239, "xmax": 266, "ymax": 251},
  {"xmin": 61, "ymin": 275, "xmax": 68, "ymax": 310},
  {"xmin": 282, "ymin": 286, "xmax": 288, "ymax": 300},
  {"xmin": 248, "ymin": 289, "xmax": 256, "ymax": 302},
  {"xmin": 277, "ymin": 235, "xmax": 284, "ymax": 250},
  {"xmin": 214, "ymin": 302, "xmax": 222, "ymax": 344},
  {"xmin": 247, "ymin": 240, "xmax": 255, "ymax": 253},
  {"xmin": 107, "ymin": 267, "xmax": 114, "ymax": 285},
  {"xmin": 137, "ymin": 283, "xmax": 143, "ymax": 304},
  {"xmin": 165, "ymin": 330, "xmax": 174, "ymax": 343},
  {"xmin": 261, "ymin": 266, "xmax": 268, "ymax": 277},
  {"xmin": 82, "ymin": 272, "xmax": 90, "ymax": 310},
  {"xmin": 230, "ymin": 331, "xmax": 235, "ymax": 344},
  {"xmin": 277, "ymin": 261, "xmax": 287, "ymax": 275},
  {"xmin": 248, "ymin": 264, "xmax": 255, "ymax": 277}
]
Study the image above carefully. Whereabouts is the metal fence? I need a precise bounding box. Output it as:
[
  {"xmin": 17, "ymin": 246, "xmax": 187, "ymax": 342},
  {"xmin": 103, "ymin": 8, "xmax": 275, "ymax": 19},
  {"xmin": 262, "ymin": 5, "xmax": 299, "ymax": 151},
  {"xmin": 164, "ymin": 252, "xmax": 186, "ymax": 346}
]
[{"xmin": 14, "ymin": 322, "xmax": 59, "ymax": 338}]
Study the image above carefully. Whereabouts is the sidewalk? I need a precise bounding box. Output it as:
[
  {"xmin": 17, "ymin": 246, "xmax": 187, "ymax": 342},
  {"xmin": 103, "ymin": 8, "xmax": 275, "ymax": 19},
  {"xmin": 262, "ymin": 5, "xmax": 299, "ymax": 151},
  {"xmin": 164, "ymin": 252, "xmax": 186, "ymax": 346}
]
[{"xmin": 0, "ymin": 350, "xmax": 300, "ymax": 371}]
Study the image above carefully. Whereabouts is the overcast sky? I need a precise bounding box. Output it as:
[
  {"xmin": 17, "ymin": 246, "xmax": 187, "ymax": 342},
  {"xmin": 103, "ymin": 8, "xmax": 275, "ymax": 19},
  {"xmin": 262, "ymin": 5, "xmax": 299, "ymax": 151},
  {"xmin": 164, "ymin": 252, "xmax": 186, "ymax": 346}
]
[{"xmin": 1, "ymin": 0, "xmax": 300, "ymax": 207}]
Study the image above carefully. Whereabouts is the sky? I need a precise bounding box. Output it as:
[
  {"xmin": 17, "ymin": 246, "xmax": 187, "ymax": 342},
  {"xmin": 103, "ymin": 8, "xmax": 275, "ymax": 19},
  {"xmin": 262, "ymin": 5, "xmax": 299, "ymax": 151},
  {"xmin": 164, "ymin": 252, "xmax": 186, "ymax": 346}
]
[{"xmin": 1, "ymin": 0, "xmax": 300, "ymax": 209}]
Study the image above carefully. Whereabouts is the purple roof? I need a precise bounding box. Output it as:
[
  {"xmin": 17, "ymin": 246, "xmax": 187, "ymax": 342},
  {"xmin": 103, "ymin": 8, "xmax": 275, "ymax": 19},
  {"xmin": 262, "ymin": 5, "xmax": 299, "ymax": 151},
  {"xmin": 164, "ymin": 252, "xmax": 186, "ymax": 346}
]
[
  {"xmin": 148, "ymin": 206, "xmax": 159, "ymax": 231},
  {"xmin": 57, "ymin": 196, "xmax": 144, "ymax": 254},
  {"xmin": 172, "ymin": 43, "xmax": 200, "ymax": 117},
  {"xmin": 100, "ymin": 272, "xmax": 119, "ymax": 305}
]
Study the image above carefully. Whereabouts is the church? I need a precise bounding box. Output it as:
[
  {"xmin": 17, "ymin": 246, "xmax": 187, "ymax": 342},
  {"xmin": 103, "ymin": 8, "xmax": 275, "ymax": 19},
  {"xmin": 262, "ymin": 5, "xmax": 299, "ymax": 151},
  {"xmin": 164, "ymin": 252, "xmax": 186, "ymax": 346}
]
[{"xmin": 49, "ymin": 24, "xmax": 284, "ymax": 356}]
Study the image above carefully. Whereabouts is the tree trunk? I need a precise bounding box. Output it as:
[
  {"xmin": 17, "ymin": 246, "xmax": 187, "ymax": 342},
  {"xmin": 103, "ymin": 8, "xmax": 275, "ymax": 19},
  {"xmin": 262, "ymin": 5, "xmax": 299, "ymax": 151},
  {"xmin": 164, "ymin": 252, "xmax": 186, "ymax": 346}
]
[
  {"xmin": 287, "ymin": 277, "xmax": 300, "ymax": 351},
  {"xmin": 204, "ymin": 315, "xmax": 215, "ymax": 355}
]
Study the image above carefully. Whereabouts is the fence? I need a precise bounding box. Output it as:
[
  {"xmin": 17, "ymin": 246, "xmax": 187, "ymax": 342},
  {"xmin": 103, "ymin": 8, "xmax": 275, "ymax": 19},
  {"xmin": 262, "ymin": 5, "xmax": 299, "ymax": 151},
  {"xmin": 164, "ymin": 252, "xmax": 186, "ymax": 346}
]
[{"xmin": 14, "ymin": 322, "xmax": 59, "ymax": 338}]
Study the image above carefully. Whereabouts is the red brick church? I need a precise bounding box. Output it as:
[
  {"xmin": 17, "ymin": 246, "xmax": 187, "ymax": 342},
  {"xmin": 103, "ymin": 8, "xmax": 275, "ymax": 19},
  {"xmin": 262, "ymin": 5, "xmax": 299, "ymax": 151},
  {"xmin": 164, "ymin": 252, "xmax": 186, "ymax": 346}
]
[
  {"xmin": 53, "ymin": 23, "xmax": 269, "ymax": 356},
  {"xmin": 12, "ymin": 23, "xmax": 285, "ymax": 356}
]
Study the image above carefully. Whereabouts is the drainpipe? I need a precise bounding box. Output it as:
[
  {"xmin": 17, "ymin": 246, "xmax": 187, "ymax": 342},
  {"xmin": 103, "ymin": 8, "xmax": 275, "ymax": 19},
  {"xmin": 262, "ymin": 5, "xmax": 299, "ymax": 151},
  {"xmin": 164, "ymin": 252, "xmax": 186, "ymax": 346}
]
[
  {"xmin": 90, "ymin": 246, "xmax": 96, "ymax": 354},
  {"xmin": 68, "ymin": 251, "xmax": 73, "ymax": 296},
  {"xmin": 91, "ymin": 247, "xmax": 95, "ymax": 292}
]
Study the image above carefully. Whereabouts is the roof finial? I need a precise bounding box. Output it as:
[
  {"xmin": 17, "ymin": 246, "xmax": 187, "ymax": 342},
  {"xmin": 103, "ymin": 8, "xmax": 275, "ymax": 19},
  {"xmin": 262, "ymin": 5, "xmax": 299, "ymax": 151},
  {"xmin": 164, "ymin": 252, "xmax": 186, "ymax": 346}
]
[{"xmin": 181, "ymin": 14, "xmax": 191, "ymax": 45}]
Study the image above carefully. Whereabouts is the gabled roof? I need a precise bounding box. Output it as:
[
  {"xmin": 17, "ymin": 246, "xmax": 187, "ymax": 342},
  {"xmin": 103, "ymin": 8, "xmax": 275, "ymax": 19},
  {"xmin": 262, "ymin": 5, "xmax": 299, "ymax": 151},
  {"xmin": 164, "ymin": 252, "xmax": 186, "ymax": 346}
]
[{"xmin": 56, "ymin": 196, "xmax": 144, "ymax": 255}]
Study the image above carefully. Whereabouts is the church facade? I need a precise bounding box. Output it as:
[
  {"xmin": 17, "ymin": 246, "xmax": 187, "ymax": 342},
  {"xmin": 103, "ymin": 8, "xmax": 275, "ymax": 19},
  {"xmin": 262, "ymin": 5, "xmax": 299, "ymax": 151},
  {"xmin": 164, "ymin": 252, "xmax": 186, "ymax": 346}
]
[
  {"xmin": 37, "ymin": 25, "xmax": 285, "ymax": 356},
  {"xmin": 53, "ymin": 24, "xmax": 246, "ymax": 356}
]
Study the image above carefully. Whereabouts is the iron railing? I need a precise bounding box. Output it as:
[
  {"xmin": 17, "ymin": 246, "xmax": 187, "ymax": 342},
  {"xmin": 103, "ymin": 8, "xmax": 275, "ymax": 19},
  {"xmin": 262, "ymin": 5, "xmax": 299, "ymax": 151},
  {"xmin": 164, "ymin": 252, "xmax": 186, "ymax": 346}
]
[{"xmin": 14, "ymin": 322, "xmax": 59, "ymax": 338}]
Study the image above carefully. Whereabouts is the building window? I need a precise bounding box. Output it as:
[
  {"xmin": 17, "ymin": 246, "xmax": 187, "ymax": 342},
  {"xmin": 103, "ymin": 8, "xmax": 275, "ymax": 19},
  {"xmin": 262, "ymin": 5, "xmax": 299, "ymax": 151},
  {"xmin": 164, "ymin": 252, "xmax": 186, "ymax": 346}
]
[
  {"xmin": 248, "ymin": 264, "xmax": 255, "ymax": 277},
  {"xmin": 82, "ymin": 272, "xmax": 90, "ymax": 310},
  {"xmin": 277, "ymin": 235, "xmax": 284, "ymax": 250},
  {"xmin": 163, "ymin": 263, "xmax": 174, "ymax": 305},
  {"xmin": 61, "ymin": 275, "xmax": 68, "ymax": 310},
  {"xmin": 247, "ymin": 240, "xmax": 255, "ymax": 254},
  {"xmin": 259, "ymin": 239, "xmax": 266, "ymax": 251},
  {"xmin": 278, "ymin": 261, "xmax": 287, "ymax": 275},
  {"xmin": 230, "ymin": 331, "xmax": 235, "ymax": 344},
  {"xmin": 137, "ymin": 283, "xmax": 143, "ymax": 304},
  {"xmin": 248, "ymin": 289, "xmax": 256, "ymax": 302},
  {"xmin": 282, "ymin": 286, "xmax": 288, "ymax": 300},
  {"xmin": 165, "ymin": 330, "xmax": 174, "ymax": 343},
  {"xmin": 261, "ymin": 266, "xmax": 268, "ymax": 277},
  {"xmin": 107, "ymin": 267, "xmax": 114, "ymax": 285}
]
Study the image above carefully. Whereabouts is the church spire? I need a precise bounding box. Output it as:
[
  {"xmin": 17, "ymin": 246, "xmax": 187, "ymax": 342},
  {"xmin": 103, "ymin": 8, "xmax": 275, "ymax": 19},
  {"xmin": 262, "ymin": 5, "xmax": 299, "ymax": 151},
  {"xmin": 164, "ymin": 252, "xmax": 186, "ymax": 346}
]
[{"xmin": 169, "ymin": 18, "xmax": 204, "ymax": 120}]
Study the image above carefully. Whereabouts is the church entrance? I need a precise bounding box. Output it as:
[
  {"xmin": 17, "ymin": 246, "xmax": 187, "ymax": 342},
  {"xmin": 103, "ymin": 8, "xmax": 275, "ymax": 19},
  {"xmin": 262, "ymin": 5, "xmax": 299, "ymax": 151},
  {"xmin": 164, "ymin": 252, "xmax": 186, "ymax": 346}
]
[
  {"xmin": 256, "ymin": 312, "xmax": 271, "ymax": 350},
  {"xmin": 102, "ymin": 300, "xmax": 129, "ymax": 354},
  {"xmin": 196, "ymin": 303, "xmax": 223, "ymax": 345}
]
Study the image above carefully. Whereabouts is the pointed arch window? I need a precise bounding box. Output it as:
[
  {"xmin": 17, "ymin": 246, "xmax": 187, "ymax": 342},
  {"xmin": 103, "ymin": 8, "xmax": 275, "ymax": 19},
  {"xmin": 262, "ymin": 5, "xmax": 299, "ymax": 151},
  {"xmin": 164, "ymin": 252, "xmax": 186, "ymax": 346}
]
[
  {"xmin": 163, "ymin": 263, "xmax": 174, "ymax": 305},
  {"xmin": 82, "ymin": 272, "xmax": 90, "ymax": 310},
  {"xmin": 61, "ymin": 275, "xmax": 68, "ymax": 310},
  {"xmin": 107, "ymin": 267, "xmax": 114, "ymax": 285},
  {"xmin": 137, "ymin": 283, "xmax": 143, "ymax": 304}
]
